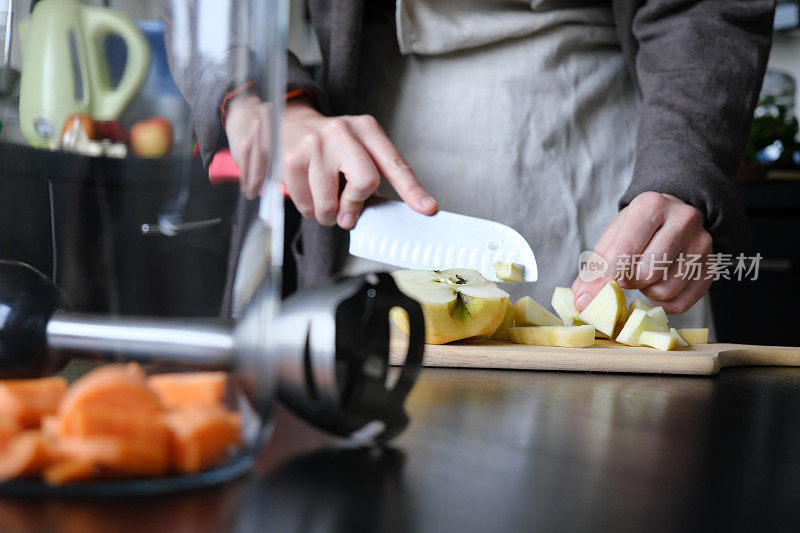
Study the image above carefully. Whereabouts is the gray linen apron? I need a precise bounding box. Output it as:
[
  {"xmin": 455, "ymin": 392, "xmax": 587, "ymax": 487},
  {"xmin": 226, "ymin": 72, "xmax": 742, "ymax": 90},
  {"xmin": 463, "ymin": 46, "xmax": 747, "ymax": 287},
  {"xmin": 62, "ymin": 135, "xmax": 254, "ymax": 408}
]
[{"xmin": 343, "ymin": 0, "xmax": 713, "ymax": 332}]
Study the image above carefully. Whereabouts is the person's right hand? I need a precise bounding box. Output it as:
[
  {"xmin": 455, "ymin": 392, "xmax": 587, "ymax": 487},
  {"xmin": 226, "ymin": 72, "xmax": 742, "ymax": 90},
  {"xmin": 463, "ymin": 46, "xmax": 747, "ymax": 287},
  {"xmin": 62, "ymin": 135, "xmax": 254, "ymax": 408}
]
[{"xmin": 226, "ymin": 93, "xmax": 438, "ymax": 229}]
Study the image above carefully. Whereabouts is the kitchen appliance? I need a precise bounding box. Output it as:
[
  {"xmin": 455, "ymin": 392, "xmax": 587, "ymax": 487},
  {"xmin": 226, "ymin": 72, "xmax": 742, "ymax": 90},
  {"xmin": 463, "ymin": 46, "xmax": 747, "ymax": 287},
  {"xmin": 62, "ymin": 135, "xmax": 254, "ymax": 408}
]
[
  {"xmin": 18, "ymin": 0, "xmax": 150, "ymax": 146},
  {"xmin": 391, "ymin": 335, "xmax": 800, "ymax": 376},
  {"xmin": 349, "ymin": 198, "xmax": 539, "ymax": 282},
  {"xmin": 0, "ymin": 0, "xmax": 427, "ymax": 457},
  {"xmin": 0, "ymin": 259, "xmax": 425, "ymax": 441}
]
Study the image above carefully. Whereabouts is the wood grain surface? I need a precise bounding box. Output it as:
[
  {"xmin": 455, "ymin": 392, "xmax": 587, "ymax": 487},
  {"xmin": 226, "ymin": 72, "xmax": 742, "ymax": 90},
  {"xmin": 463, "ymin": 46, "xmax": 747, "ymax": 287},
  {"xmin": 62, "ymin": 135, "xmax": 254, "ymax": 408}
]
[{"xmin": 389, "ymin": 334, "xmax": 800, "ymax": 375}]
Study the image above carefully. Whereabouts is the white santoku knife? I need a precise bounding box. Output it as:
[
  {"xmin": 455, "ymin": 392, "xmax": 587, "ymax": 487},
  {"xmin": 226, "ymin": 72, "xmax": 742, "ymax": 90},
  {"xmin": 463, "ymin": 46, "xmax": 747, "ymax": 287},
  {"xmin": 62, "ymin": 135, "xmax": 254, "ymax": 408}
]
[{"xmin": 349, "ymin": 199, "xmax": 538, "ymax": 282}]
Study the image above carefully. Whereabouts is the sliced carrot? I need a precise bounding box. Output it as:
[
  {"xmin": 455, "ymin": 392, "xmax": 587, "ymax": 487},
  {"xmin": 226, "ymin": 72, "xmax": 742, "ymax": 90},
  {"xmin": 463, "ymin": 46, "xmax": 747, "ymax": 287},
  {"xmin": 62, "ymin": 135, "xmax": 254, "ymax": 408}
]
[
  {"xmin": 42, "ymin": 459, "xmax": 96, "ymax": 486},
  {"xmin": 0, "ymin": 431, "xmax": 52, "ymax": 481},
  {"xmin": 58, "ymin": 364, "xmax": 163, "ymax": 424},
  {"xmin": 165, "ymin": 405, "xmax": 242, "ymax": 474},
  {"xmin": 0, "ymin": 419, "xmax": 20, "ymax": 449},
  {"xmin": 40, "ymin": 415, "xmax": 59, "ymax": 440},
  {"xmin": 146, "ymin": 372, "xmax": 227, "ymax": 409},
  {"xmin": 59, "ymin": 406, "xmax": 169, "ymax": 447},
  {"xmin": 0, "ymin": 377, "xmax": 67, "ymax": 428},
  {"xmin": 56, "ymin": 436, "xmax": 169, "ymax": 477}
]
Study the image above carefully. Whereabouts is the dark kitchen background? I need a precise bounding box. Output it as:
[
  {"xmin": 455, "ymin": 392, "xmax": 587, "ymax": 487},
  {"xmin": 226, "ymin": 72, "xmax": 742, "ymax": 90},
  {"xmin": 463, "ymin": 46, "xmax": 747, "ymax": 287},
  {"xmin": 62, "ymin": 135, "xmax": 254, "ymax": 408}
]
[{"xmin": 0, "ymin": 0, "xmax": 799, "ymax": 345}]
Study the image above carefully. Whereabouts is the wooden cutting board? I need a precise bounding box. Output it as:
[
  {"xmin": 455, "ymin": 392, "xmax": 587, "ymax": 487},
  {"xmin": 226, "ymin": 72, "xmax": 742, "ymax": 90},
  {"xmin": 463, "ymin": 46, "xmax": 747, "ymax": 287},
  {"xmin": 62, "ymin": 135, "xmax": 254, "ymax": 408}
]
[{"xmin": 388, "ymin": 334, "xmax": 800, "ymax": 376}]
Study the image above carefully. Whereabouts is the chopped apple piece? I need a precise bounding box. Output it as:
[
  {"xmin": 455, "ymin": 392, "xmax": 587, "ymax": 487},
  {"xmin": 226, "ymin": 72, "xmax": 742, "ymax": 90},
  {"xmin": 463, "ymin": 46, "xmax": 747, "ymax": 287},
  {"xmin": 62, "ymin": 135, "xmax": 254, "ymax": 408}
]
[
  {"xmin": 493, "ymin": 262, "xmax": 525, "ymax": 283},
  {"xmin": 615, "ymin": 309, "xmax": 669, "ymax": 346},
  {"xmin": 670, "ymin": 327, "xmax": 690, "ymax": 347},
  {"xmin": 577, "ymin": 281, "xmax": 627, "ymax": 338},
  {"xmin": 646, "ymin": 306, "xmax": 669, "ymax": 327},
  {"xmin": 514, "ymin": 296, "xmax": 562, "ymax": 327},
  {"xmin": 508, "ymin": 325, "xmax": 595, "ymax": 348},
  {"xmin": 628, "ymin": 299, "xmax": 649, "ymax": 314},
  {"xmin": 551, "ymin": 287, "xmax": 583, "ymax": 326},
  {"xmin": 677, "ymin": 328, "xmax": 709, "ymax": 344},
  {"xmin": 639, "ymin": 331, "xmax": 678, "ymax": 351},
  {"xmin": 489, "ymin": 305, "xmax": 516, "ymax": 341}
]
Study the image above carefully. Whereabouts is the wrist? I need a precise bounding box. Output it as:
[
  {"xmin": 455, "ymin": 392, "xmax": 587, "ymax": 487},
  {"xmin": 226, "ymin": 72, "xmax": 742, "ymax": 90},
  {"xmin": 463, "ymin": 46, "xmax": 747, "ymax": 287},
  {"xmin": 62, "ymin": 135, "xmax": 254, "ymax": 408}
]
[
  {"xmin": 220, "ymin": 81, "xmax": 258, "ymax": 128},
  {"xmin": 285, "ymin": 94, "xmax": 319, "ymax": 120},
  {"xmin": 225, "ymin": 92, "xmax": 261, "ymax": 126}
]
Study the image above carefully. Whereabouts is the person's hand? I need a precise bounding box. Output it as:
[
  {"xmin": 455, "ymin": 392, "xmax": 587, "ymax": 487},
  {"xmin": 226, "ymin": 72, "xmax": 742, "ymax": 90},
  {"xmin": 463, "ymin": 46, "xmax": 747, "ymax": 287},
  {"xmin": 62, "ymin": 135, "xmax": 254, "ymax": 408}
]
[
  {"xmin": 225, "ymin": 92, "xmax": 275, "ymax": 200},
  {"xmin": 571, "ymin": 192, "xmax": 713, "ymax": 314},
  {"xmin": 225, "ymin": 93, "xmax": 438, "ymax": 228}
]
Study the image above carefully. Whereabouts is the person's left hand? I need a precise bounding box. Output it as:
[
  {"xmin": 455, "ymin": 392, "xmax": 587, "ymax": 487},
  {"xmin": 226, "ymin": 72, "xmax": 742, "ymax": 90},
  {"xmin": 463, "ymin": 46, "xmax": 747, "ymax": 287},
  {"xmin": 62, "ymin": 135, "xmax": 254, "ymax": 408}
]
[{"xmin": 571, "ymin": 192, "xmax": 713, "ymax": 314}]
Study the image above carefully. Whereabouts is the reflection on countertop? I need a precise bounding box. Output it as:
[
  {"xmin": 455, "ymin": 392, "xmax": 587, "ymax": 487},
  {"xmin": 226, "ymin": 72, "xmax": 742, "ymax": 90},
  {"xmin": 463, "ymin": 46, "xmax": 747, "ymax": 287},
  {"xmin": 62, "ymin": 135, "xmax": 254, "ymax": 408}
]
[{"xmin": 3, "ymin": 366, "xmax": 800, "ymax": 531}]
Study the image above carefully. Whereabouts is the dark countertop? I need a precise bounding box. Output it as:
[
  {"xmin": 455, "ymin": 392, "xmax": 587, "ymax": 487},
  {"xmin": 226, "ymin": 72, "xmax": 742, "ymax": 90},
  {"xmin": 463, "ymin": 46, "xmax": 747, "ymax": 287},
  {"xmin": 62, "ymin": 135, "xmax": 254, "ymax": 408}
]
[{"xmin": 2, "ymin": 366, "xmax": 800, "ymax": 532}]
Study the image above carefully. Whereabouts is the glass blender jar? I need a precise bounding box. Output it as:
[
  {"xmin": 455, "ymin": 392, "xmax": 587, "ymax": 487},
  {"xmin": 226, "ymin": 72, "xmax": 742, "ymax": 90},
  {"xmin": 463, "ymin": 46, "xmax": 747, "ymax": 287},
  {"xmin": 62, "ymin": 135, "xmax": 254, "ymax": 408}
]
[{"xmin": 0, "ymin": 0, "xmax": 424, "ymax": 495}]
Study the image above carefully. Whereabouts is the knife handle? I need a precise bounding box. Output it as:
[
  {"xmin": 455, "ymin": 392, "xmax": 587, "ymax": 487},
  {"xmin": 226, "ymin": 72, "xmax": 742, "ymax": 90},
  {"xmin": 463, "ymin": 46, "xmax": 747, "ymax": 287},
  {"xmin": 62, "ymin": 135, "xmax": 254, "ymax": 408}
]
[{"xmin": 208, "ymin": 149, "xmax": 290, "ymax": 198}]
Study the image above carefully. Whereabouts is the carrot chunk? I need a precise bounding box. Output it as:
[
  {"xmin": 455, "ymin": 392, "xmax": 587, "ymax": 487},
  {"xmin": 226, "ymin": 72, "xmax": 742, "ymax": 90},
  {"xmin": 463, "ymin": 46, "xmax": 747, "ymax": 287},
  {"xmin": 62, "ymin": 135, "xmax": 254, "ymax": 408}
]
[
  {"xmin": 58, "ymin": 406, "xmax": 169, "ymax": 452},
  {"xmin": 42, "ymin": 459, "xmax": 96, "ymax": 486},
  {"xmin": 56, "ymin": 436, "xmax": 169, "ymax": 477},
  {"xmin": 164, "ymin": 406, "xmax": 241, "ymax": 474},
  {"xmin": 0, "ymin": 377, "xmax": 67, "ymax": 428},
  {"xmin": 0, "ymin": 419, "xmax": 20, "ymax": 449},
  {"xmin": 0, "ymin": 431, "xmax": 52, "ymax": 481},
  {"xmin": 146, "ymin": 372, "xmax": 228, "ymax": 409},
  {"xmin": 40, "ymin": 416, "xmax": 59, "ymax": 440},
  {"xmin": 58, "ymin": 364, "xmax": 163, "ymax": 425},
  {"xmin": 1, "ymin": 365, "xmax": 241, "ymax": 483}
]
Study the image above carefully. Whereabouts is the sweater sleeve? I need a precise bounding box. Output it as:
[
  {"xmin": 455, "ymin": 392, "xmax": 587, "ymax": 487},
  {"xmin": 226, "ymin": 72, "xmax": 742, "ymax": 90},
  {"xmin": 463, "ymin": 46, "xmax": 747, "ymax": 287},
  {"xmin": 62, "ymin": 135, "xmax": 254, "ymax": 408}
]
[
  {"xmin": 614, "ymin": 0, "xmax": 775, "ymax": 252},
  {"xmin": 158, "ymin": 0, "xmax": 327, "ymax": 167}
]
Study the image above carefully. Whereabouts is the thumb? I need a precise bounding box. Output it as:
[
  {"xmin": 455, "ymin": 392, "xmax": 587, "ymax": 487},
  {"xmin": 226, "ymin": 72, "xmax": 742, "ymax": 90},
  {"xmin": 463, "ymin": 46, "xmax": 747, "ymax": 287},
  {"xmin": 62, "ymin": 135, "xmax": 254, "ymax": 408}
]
[{"xmin": 572, "ymin": 275, "xmax": 614, "ymax": 311}]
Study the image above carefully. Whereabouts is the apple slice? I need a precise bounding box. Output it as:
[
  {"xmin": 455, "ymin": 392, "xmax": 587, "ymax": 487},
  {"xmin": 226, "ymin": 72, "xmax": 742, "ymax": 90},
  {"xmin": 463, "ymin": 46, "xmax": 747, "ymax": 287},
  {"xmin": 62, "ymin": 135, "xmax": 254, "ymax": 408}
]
[
  {"xmin": 677, "ymin": 328, "xmax": 709, "ymax": 344},
  {"xmin": 616, "ymin": 309, "xmax": 669, "ymax": 346},
  {"xmin": 514, "ymin": 296, "xmax": 562, "ymax": 327},
  {"xmin": 577, "ymin": 281, "xmax": 627, "ymax": 338},
  {"xmin": 646, "ymin": 306, "xmax": 669, "ymax": 327},
  {"xmin": 628, "ymin": 299, "xmax": 649, "ymax": 314},
  {"xmin": 551, "ymin": 287, "xmax": 583, "ymax": 326},
  {"xmin": 670, "ymin": 327, "xmax": 691, "ymax": 347},
  {"xmin": 489, "ymin": 305, "xmax": 516, "ymax": 341},
  {"xmin": 391, "ymin": 269, "xmax": 510, "ymax": 344},
  {"xmin": 493, "ymin": 262, "xmax": 525, "ymax": 283},
  {"xmin": 639, "ymin": 331, "xmax": 679, "ymax": 351},
  {"xmin": 508, "ymin": 325, "xmax": 595, "ymax": 348}
]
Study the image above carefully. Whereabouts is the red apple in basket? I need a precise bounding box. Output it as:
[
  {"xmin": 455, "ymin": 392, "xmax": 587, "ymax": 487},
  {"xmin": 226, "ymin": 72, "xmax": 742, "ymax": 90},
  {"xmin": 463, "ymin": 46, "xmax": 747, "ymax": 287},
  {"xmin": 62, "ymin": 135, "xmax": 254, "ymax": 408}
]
[{"xmin": 130, "ymin": 117, "xmax": 173, "ymax": 158}]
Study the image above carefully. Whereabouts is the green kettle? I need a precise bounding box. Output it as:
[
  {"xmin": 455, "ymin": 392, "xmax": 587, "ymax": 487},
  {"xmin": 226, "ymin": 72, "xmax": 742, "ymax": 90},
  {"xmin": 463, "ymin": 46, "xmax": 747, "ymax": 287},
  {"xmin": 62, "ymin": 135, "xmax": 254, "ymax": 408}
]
[{"xmin": 18, "ymin": 0, "xmax": 150, "ymax": 147}]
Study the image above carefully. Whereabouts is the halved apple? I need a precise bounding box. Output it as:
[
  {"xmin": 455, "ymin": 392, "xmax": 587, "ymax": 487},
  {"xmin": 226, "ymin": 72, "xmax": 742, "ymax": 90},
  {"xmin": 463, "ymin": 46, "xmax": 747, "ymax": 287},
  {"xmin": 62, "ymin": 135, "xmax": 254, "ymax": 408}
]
[
  {"xmin": 615, "ymin": 309, "xmax": 669, "ymax": 346},
  {"xmin": 514, "ymin": 296, "xmax": 562, "ymax": 327},
  {"xmin": 390, "ymin": 269, "xmax": 510, "ymax": 344},
  {"xmin": 508, "ymin": 325, "xmax": 595, "ymax": 348},
  {"xmin": 639, "ymin": 331, "xmax": 678, "ymax": 351},
  {"xmin": 551, "ymin": 287, "xmax": 582, "ymax": 326},
  {"xmin": 489, "ymin": 305, "xmax": 516, "ymax": 341},
  {"xmin": 677, "ymin": 328, "xmax": 709, "ymax": 344},
  {"xmin": 577, "ymin": 281, "xmax": 627, "ymax": 338},
  {"xmin": 670, "ymin": 327, "xmax": 691, "ymax": 347}
]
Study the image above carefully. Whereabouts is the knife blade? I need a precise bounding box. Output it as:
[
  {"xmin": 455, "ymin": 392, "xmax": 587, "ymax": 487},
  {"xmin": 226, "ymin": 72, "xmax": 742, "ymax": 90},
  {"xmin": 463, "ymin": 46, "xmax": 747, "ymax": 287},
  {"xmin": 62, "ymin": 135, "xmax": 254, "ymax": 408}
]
[{"xmin": 349, "ymin": 199, "xmax": 538, "ymax": 282}]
